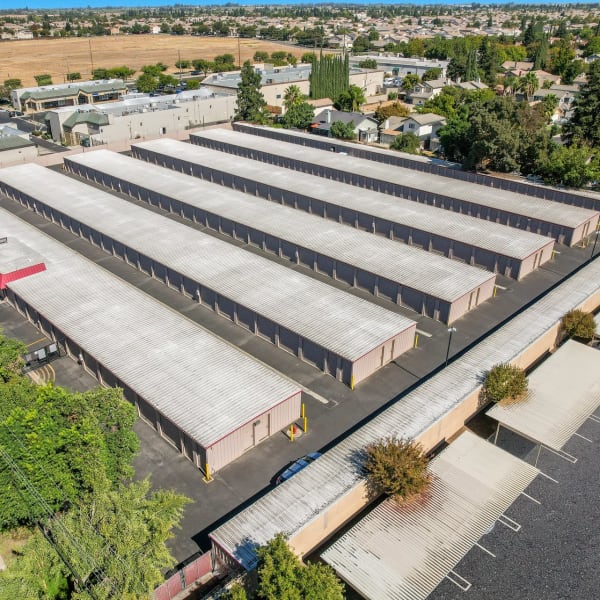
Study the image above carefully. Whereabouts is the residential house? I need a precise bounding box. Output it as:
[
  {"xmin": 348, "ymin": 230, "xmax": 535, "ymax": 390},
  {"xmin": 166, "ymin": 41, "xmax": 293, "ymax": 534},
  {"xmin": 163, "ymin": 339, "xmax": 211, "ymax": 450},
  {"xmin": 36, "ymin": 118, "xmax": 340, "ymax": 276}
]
[
  {"xmin": 405, "ymin": 79, "xmax": 446, "ymax": 105},
  {"xmin": 310, "ymin": 109, "xmax": 379, "ymax": 143},
  {"xmin": 380, "ymin": 112, "xmax": 446, "ymax": 149}
]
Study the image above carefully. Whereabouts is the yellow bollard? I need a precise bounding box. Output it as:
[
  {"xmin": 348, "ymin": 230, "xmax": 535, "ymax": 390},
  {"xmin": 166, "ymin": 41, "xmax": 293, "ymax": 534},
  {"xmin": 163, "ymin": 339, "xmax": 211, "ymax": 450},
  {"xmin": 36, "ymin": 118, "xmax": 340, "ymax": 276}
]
[
  {"xmin": 414, "ymin": 333, "xmax": 419, "ymax": 348},
  {"xmin": 203, "ymin": 462, "xmax": 213, "ymax": 483},
  {"xmin": 350, "ymin": 375, "xmax": 355, "ymax": 390},
  {"xmin": 493, "ymin": 286, "xmax": 497, "ymax": 297},
  {"xmin": 303, "ymin": 416, "xmax": 308, "ymax": 433},
  {"xmin": 301, "ymin": 403, "xmax": 305, "ymax": 419},
  {"xmin": 290, "ymin": 424, "xmax": 295, "ymax": 442}
]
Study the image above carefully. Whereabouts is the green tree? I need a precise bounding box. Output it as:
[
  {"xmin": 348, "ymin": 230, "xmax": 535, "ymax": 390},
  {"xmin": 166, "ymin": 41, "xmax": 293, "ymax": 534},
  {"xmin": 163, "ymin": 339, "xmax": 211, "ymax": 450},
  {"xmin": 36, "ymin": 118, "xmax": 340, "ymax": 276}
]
[
  {"xmin": 483, "ymin": 363, "xmax": 528, "ymax": 403},
  {"xmin": 391, "ymin": 132, "xmax": 421, "ymax": 154},
  {"xmin": 256, "ymin": 533, "xmax": 343, "ymax": 600},
  {"xmin": 158, "ymin": 73, "xmax": 178, "ymax": 88},
  {"xmin": 281, "ymin": 102, "xmax": 314, "ymax": 129},
  {"xmin": 335, "ymin": 84, "xmax": 365, "ymax": 112},
  {"xmin": 352, "ymin": 35, "xmax": 371, "ymax": 53},
  {"xmin": 186, "ymin": 79, "xmax": 200, "ymax": 90},
  {"xmin": 330, "ymin": 120, "xmax": 356, "ymax": 140},
  {"xmin": 254, "ymin": 50, "xmax": 269, "ymax": 63},
  {"xmin": 534, "ymin": 144, "xmax": 600, "ymax": 187},
  {"xmin": 358, "ymin": 58, "xmax": 378, "ymax": 69},
  {"xmin": 66, "ymin": 72, "xmax": 81, "ymax": 81},
  {"xmin": 422, "ymin": 67, "xmax": 442, "ymax": 82},
  {"xmin": 364, "ymin": 437, "xmax": 431, "ymax": 501},
  {"xmin": 3, "ymin": 78, "xmax": 22, "ymax": 90},
  {"xmin": 224, "ymin": 583, "xmax": 248, "ymax": 600},
  {"xmin": 402, "ymin": 73, "xmax": 420, "ymax": 90},
  {"xmin": 464, "ymin": 48, "xmax": 479, "ymax": 81},
  {"xmin": 0, "ymin": 328, "xmax": 25, "ymax": 383},
  {"xmin": 34, "ymin": 74, "xmax": 52, "ymax": 86},
  {"xmin": 478, "ymin": 38, "xmax": 502, "ymax": 85},
  {"xmin": 518, "ymin": 72, "xmax": 539, "ymax": 100},
  {"xmin": 564, "ymin": 60, "xmax": 600, "ymax": 148},
  {"xmin": 301, "ymin": 52, "xmax": 317, "ymax": 64},
  {"xmin": 235, "ymin": 60, "xmax": 266, "ymax": 122},
  {"xmin": 192, "ymin": 58, "xmax": 213, "ymax": 77},
  {"xmin": 374, "ymin": 101, "xmax": 411, "ymax": 124},
  {"xmin": 561, "ymin": 310, "xmax": 597, "ymax": 339},
  {"xmin": 135, "ymin": 72, "xmax": 158, "ymax": 93},
  {"xmin": 0, "ymin": 382, "xmax": 138, "ymax": 531},
  {"xmin": 283, "ymin": 84, "xmax": 303, "ymax": 110},
  {"xmin": 175, "ymin": 59, "xmax": 190, "ymax": 69},
  {"xmin": 2, "ymin": 480, "xmax": 189, "ymax": 600}
]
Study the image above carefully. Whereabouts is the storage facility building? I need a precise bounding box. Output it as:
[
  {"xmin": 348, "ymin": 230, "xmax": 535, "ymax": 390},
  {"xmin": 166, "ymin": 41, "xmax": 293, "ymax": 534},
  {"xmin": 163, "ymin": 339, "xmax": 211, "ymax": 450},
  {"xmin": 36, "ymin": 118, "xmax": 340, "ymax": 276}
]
[
  {"xmin": 208, "ymin": 256, "xmax": 600, "ymax": 571},
  {"xmin": 131, "ymin": 138, "xmax": 555, "ymax": 280},
  {"xmin": 190, "ymin": 128, "xmax": 599, "ymax": 246},
  {"xmin": 0, "ymin": 209, "xmax": 302, "ymax": 476},
  {"xmin": 66, "ymin": 150, "xmax": 496, "ymax": 324},
  {"xmin": 0, "ymin": 163, "xmax": 417, "ymax": 387},
  {"xmin": 235, "ymin": 123, "xmax": 600, "ymax": 213}
]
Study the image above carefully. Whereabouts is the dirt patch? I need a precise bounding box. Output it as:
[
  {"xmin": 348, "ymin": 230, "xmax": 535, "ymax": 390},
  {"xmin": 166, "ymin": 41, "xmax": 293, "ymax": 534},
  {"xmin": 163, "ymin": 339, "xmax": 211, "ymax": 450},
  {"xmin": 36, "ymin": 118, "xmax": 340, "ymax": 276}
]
[
  {"xmin": 0, "ymin": 35, "xmax": 307, "ymax": 86},
  {"xmin": 0, "ymin": 527, "xmax": 32, "ymax": 569}
]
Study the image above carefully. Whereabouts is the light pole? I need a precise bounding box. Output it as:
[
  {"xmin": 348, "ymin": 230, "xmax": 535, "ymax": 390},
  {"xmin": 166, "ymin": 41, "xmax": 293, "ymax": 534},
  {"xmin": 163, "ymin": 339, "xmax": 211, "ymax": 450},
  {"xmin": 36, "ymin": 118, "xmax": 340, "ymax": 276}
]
[
  {"xmin": 445, "ymin": 327, "xmax": 456, "ymax": 368},
  {"xmin": 589, "ymin": 230, "xmax": 599, "ymax": 263}
]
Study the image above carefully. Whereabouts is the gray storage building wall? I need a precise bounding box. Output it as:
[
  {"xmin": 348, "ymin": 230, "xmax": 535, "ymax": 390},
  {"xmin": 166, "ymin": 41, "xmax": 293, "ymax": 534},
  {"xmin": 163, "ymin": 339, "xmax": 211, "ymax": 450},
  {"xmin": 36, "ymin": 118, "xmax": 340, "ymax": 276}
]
[
  {"xmin": 66, "ymin": 152, "xmax": 496, "ymax": 324},
  {"xmin": 190, "ymin": 129, "xmax": 599, "ymax": 247},
  {"xmin": 0, "ymin": 211, "xmax": 302, "ymax": 476},
  {"xmin": 0, "ymin": 164, "xmax": 417, "ymax": 387},
  {"xmin": 234, "ymin": 122, "xmax": 600, "ymax": 213},
  {"xmin": 130, "ymin": 139, "xmax": 555, "ymax": 280}
]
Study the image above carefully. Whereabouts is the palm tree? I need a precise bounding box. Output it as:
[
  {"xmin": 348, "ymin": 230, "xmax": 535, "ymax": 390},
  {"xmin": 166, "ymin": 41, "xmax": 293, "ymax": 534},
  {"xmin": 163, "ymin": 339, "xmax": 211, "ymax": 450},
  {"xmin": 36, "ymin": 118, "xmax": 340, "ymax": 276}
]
[
  {"xmin": 503, "ymin": 73, "xmax": 518, "ymax": 96},
  {"xmin": 519, "ymin": 72, "xmax": 539, "ymax": 100},
  {"xmin": 283, "ymin": 84, "xmax": 303, "ymax": 111}
]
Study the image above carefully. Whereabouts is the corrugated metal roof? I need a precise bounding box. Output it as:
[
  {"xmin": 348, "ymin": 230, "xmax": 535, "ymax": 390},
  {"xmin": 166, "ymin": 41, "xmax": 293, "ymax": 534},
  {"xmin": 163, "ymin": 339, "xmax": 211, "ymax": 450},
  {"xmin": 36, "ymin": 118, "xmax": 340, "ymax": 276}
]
[
  {"xmin": 121, "ymin": 146, "xmax": 494, "ymax": 303},
  {"xmin": 132, "ymin": 139, "xmax": 552, "ymax": 261},
  {"xmin": 209, "ymin": 257, "xmax": 600, "ymax": 570},
  {"xmin": 0, "ymin": 136, "xmax": 35, "ymax": 151},
  {"xmin": 321, "ymin": 431, "xmax": 539, "ymax": 600},
  {"xmin": 0, "ymin": 163, "xmax": 415, "ymax": 362},
  {"xmin": 0, "ymin": 237, "xmax": 44, "ymax": 273},
  {"xmin": 488, "ymin": 340, "xmax": 600, "ymax": 451},
  {"xmin": 0, "ymin": 208, "xmax": 300, "ymax": 449},
  {"xmin": 191, "ymin": 129, "xmax": 598, "ymax": 229}
]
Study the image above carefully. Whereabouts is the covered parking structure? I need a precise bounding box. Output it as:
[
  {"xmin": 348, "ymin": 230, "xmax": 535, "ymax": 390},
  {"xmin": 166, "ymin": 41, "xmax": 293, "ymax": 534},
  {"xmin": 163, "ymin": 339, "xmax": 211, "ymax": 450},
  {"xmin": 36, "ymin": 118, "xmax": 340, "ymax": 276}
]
[
  {"xmin": 488, "ymin": 339, "xmax": 600, "ymax": 465},
  {"xmin": 234, "ymin": 123, "xmax": 600, "ymax": 213},
  {"xmin": 190, "ymin": 128, "xmax": 599, "ymax": 247},
  {"xmin": 0, "ymin": 209, "xmax": 302, "ymax": 477},
  {"xmin": 321, "ymin": 431, "xmax": 539, "ymax": 600},
  {"xmin": 65, "ymin": 151, "xmax": 495, "ymax": 325},
  {"xmin": 208, "ymin": 257, "xmax": 600, "ymax": 573},
  {"xmin": 0, "ymin": 164, "xmax": 417, "ymax": 387},
  {"xmin": 131, "ymin": 139, "xmax": 554, "ymax": 280}
]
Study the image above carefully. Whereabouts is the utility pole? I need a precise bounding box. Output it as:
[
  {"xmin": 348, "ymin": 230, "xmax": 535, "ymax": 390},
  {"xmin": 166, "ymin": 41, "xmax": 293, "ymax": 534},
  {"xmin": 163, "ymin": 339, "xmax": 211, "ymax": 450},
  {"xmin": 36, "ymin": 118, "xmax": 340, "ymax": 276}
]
[{"xmin": 237, "ymin": 34, "xmax": 241, "ymax": 68}]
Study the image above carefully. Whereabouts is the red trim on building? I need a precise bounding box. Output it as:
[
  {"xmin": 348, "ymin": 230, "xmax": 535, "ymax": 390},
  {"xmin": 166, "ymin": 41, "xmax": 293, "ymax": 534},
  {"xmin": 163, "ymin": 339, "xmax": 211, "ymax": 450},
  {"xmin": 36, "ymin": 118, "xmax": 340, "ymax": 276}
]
[{"xmin": 0, "ymin": 262, "xmax": 46, "ymax": 289}]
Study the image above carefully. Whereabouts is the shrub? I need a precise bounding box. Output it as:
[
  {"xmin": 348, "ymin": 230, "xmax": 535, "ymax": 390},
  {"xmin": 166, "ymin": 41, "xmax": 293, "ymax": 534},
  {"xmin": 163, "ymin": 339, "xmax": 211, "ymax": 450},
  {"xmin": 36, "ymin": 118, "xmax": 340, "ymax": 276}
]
[
  {"xmin": 364, "ymin": 437, "xmax": 431, "ymax": 500},
  {"xmin": 561, "ymin": 309, "xmax": 596, "ymax": 340},
  {"xmin": 483, "ymin": 362, "xmax": 528, "ymax": 403}
]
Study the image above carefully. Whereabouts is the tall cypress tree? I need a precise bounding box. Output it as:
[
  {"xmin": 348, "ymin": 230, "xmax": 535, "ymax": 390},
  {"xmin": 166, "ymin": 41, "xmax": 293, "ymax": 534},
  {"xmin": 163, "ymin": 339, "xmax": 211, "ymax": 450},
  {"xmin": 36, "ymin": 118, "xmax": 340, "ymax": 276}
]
[
  {"xmin": 235, "ymin": 60, "xmax": 266, "ymax": 122},
  {"xmin": 309, "ymin": 53, "xmax": 349, "ymax": 100}
]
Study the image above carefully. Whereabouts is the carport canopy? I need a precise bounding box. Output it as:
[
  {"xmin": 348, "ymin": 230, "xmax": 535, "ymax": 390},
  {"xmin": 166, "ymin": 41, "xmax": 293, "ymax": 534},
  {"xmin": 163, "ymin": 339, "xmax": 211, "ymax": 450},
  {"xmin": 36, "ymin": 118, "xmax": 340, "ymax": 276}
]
[
  {"xmin": 321, "ymin": 430, "xmax": 539, "ymax": 600},
  {"xmin": 488, "ymin": 340, "xmax": 600, "ymax": 453}
]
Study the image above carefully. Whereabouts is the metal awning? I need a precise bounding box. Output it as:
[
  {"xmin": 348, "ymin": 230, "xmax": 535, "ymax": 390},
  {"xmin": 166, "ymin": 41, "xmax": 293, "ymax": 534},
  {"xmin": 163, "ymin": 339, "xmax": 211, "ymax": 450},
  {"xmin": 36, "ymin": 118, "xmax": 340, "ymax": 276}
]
[
  {"xmin": 321, "ymin": 431, "xmax": 539, "ymax": 600},
  {"xmin": 488, "ymin": 340, "xmax": 600, "ymax": 453}
]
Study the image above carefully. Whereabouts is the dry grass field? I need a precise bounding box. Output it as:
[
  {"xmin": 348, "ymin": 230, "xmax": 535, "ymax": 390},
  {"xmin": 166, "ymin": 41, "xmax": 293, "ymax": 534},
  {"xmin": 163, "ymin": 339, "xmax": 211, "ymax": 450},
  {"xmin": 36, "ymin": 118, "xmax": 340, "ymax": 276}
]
[{"xmin": 0, "ymin": 35, "xmax": 308, "ymax": 86}]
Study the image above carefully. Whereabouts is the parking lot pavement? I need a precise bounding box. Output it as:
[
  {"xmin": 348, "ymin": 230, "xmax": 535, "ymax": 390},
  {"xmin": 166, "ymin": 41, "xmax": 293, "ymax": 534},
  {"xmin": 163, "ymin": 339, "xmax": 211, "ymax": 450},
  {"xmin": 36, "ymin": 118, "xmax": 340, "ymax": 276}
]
[
  {"xmin": 1, "ymin": 191, "xmax": 596, "ymax": 565},
  {"xmin": 430, "ymin": 412, "xmax": 600, "ymax": 600}
]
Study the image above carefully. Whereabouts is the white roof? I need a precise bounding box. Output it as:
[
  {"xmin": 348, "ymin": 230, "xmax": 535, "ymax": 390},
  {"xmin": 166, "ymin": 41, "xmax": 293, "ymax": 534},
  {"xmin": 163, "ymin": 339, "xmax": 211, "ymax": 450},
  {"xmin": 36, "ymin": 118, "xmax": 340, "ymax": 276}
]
[
  {"xmin": 191, "ymin": 129, "xmax": 598, "ymax": 229},
  {"xmin": 488, "ymin": 340, "xmax": 600, "ymax": 451},
  {"xmin": 128, "ymin": 142, "xmax": 494, "ymax": 303},
  {"xmin": 0, "ymin": 237, "xmax": 44, "ymax": 273},
  {"xmin": 321, "ymin": 431, "xmax": 539, "ymax": 600},
  {"xmin": 0, "ymin": 208, "xmax": 299, "ymax": 448},
  {"xmin": 131, "ymin": 138, "xmax": 552, "ymax": 261},
  {"xmin": 209, "ymin": 256, "xmax": 600, "ymax": 570},
  {"xmin": 0, "ymin": 163, "xmax": 415, "ymax": 362}
]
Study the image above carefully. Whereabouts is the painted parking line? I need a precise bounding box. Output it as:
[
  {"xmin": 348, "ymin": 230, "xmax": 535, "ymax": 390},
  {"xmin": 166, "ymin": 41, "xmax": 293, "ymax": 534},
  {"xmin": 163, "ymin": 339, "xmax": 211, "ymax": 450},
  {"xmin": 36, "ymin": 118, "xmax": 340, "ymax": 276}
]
[{"xmin": 26, "ymin": 337, "xmax": 47, "ymax": 347}]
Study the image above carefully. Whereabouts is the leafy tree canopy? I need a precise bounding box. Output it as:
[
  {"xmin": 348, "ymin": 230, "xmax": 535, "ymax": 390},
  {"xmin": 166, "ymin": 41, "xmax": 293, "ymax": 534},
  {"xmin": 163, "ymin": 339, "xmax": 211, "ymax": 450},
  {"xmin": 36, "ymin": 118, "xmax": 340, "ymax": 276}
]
[
  {"xmin": 281, "ymin": 102, "xmax": 315, "ymax": 130},
  {"xmin": 391, "ymin": 132, "xmax": 421, "ymax": 154},
  {"xmin": 364, "ymin": 437, "xmax": 431, "ymax": 500},
  {"xmin": 236, "ymin": 61, "xmax": 267, "ymax": 122},
  {"xmin": 561, "ymin": 310, "xmax": 597, "ymax": 340},
  {"xmin": 256, "ymin": 533, "xmax": 344, "ymax": 600},
  {"xmin": 330, "ymin": 120, "xmax": 356, "ymax": 140},
  {"xmin": 483, "ymin": 363, "xmax": 528, "ymax": 403},
  {"xmin": 335, "ymin": 84, "xmax": 365, "ymax": 112},
  {"xmin": 0, "ymin": 328, "xmax": 25, "ymax": 383}
]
